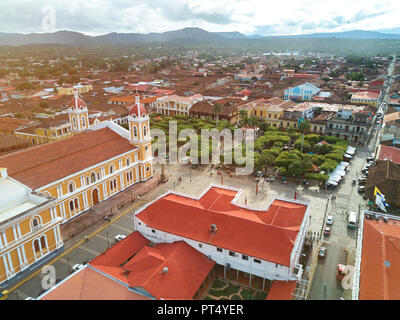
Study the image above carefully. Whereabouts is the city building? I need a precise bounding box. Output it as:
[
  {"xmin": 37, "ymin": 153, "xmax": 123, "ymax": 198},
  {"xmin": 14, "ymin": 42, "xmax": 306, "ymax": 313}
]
[
  {"xmin": 189, "ymin": 98, "xmax": 241, "ymax": 124},
  {"xmin": 58, "ymin": 84, "xmax": 93, "ymax": 96},
  {"xmin": 350, "ymin": 91, "xmax": 379, "ymax": 106},
  {"xmin": 134, "ymin": 185, "xmax": 310, "ymax": 284},
  {"xmin": 353, "ymin": 211, "xmax": 400, "ymax": 300},
  {"xmin": 155, "ymin": 94, "xmax": 203, "ymax": 116},
  {"xmin": 284, "ymin": 82, "xmax": 321, "ymax": 101},
  {"xmin": 0, "ymin": 167, "xmax": 63, "ymax": 287},
  {"xmin": 38, "ymin": 231, "xmax": 215, "ymax": 300},
  {"xmin": 364, "ymin": 160, "xmax": 400, "ymax": 207},
  {"xmin": 0, "ymin": 96, "xmax": 153, "ymax": 225}
]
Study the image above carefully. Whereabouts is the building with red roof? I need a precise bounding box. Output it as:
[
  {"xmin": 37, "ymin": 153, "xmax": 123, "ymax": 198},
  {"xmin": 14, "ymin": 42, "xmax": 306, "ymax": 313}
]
[
  {"xmin": 353, "ymin": 211, "xmax": 400, "ymax": 300},
  {"xmin": 135, "ymin": 184, "xmax": 310, "ymax": 283},
  {"xmin": 378, "ymin": 145, "xmax": 400, "ymax": 165},
  {"xmin": 38, "ymin": 231, "xmax": 215, "ymax": 300}
]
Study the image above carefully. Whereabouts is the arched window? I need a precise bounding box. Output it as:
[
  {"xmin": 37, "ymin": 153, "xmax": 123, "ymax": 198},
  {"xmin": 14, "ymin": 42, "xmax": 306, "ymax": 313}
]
[
  {"xmin": 86, "ymin": 177, "xmax": 90, "ymax": 185},
  {"xmin": 69, "ymin": 200, "xmax": 75, "ymax": 211},
  {"xmin": 33, "ymin": 239, "xmax": 40, "ymax": 253},
  {"xmin": 68, "ymin": 182, "xmax": 75, "ymax": 193},
  {"xmin": 74, "ymin": 198, "xmax": 79, "ymax": 210},
  {"xmin": 126, "ymin": 158, "xmax": 131, "ymax": 166},
  {"xmin": 110, "ymin": 180, "xmax": 114, "ymax": 191},
  {"xmin": 133, "ymin": 126, "xmax": 137, "ymax": 137},
  {"xmin": 81, "ymin": 117, "xmax": 86, "ymax": 129},
  {"xmin": 113, "ymin": 179, "xmax": 117, "ymax": 189},
  {"xmin": 143, "ymin": 125, "xmax": 147, "ymax": 137},
  {"xmin": 31, "ymin": 216, "xmax": 41, "ymax": 230},
  {"xmin": 73, "ymin": 117, "xmax": 77, "ymax": 129},
  {"xmin": 97, "ymin": 172, "xmax": 101, "ymax": 180},
  {"xmin": 109, "ymin": 165, "xmax": 114, "ymax": 174},
  {"xmin": 40, "ymin": 236, "xmax": 47, "ymax": 249},
  {"xmin": 91, "ymin": 172, "xmax": 96, "ymax": 183}
]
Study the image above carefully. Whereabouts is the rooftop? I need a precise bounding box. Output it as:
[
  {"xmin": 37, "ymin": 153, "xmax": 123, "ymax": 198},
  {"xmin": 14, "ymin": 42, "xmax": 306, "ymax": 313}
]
[
  {"xmin": 0, "ymin": 126, "xmax": 135, "ymax": 189},
  {"xmin": 359, "ymin": 216, "xmax": 400, "ymax": 300},
  {"xmin": 136, "ymin": 185, "xmax": 309, "ymax": 266}
]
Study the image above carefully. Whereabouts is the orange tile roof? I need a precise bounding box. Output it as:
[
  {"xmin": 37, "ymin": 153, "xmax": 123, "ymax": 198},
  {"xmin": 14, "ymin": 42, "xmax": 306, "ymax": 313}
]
[
  {"xmin": 90, "ymin": 232, "xmax": 214, "ymax": 299},
  {"xmin": 359, "ymin": 218, "xmax": 400, "ymax": 300},
  {"xmin": 136, "ymin": 187, "xmax": 308, "ymax": 266},
  {"xmin": 0, "ymin": 127, "xmax": 136, "ymax": 189},
  {"xmin": 266, "ymin": 280, "xmax": 296, "ymax": 300},
  {"xmin": 40, "ymin": 266, "xmax": 150, "ymax": 300}
]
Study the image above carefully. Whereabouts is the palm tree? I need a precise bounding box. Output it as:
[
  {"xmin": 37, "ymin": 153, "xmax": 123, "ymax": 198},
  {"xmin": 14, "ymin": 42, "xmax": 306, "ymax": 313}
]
[
  {"xmin": 238, "ymin": 109, "xmax": 249, "ymax": 127},
  {"xmin": 286, "ymin": 126, "xmax": 296, "ymax": 148},
  {"xmin": 213, "ymin": 103, "xmax": 222, "ymax": 127},
  {"xmin": 298, "ymin": 120, "xmax": 311, "ymax": 152}
]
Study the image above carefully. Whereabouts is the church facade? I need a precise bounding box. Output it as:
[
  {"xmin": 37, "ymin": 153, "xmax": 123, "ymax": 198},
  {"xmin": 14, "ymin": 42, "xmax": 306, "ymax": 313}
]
[{"xmin": 0, "ymin": 94, "xmax": 153, "ymax": 286}]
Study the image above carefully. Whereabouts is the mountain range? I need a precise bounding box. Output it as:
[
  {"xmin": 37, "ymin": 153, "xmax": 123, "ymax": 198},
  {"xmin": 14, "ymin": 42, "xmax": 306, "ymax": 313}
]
[{"xmin": 0, "ymin": 28, "xmax": 399, "ymax": 46}]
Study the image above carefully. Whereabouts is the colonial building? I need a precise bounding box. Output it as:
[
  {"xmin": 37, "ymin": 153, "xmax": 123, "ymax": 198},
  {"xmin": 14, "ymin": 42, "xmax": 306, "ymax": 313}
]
[
  {"xmin": 0, "ymin": 95, "xmax": 153, "ymax": 226},
  {"xmin": 0, "ymin": 168, "xmax": 63, "ymax": 287},
  {"xmin": 155, "ymin": 94, "xmax": 203, "ymax": 116},
  {"xmin": 134, "ymin": 185, "xmax": 310, "ymax": 285}
]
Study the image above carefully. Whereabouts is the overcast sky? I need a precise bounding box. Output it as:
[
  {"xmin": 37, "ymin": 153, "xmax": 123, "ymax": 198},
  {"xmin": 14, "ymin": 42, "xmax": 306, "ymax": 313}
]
[{"xmin": 1, "ymin": 0, "xmax": 400, "ymax": 36}]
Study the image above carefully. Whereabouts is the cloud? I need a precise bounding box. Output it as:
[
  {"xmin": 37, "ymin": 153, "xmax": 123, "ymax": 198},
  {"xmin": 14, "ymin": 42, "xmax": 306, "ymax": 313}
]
[{"xmin": 0, "ymin": 0, "xmax": 399, "ymax": 36}]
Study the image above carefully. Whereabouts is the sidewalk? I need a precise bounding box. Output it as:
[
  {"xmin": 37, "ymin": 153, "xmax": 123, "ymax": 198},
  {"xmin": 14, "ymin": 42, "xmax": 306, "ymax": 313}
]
[{"xmin": 61, "ymin": 175, "xmax": 159, "ymax": 246}]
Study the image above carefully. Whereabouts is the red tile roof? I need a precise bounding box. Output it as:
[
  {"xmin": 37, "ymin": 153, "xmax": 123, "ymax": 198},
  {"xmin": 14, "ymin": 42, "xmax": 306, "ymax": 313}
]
[
  {"xmin": 90, "ymin": 232, "xmax": 214, "ymax": 299},
  {"xmin": 0, "ymin": 127, "xmax": 136, "ymax": 189},
  {"xmin": 136, "ymin": 187, "xmax": 308, "ymax": 266},
  {"xmin": 359, "ymin": 218, "xmax": 400, "ymax": 300},
  {"xmin": 40, "ymin": 266, "xmax": 150, "ymax": 300},
  {"xmin": 266, "ymin": 280, "xmax": 296, "ymax": 300},
  {"xmin": 378, "ymin": 145, "xmax": 400, "ymax": 165}
]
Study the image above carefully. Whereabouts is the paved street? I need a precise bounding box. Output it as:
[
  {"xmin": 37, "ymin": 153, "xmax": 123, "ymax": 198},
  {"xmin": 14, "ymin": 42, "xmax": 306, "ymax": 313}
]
[{"xmin": 309, "ymin": 57, "xmax": 395, "ymax": 300}]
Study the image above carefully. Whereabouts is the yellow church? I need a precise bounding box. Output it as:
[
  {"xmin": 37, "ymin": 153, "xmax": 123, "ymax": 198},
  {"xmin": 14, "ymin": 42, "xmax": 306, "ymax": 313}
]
[{"xmin": 0, "ymin": 92, "xmax": 153, "ymax": 288}]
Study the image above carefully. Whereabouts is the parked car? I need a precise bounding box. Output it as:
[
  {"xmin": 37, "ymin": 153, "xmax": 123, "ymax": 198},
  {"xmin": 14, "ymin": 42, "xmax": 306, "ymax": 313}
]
[
  {"xmin": 358, "ymin": 178, "xmax": 366, "ymax": 185},
  {"xmin": 318, "ymin": 247, "xmax": 327, "ymax": 258},
  {"xmin": 326, "ymin": 216, "xmax": 334, "ymax": 225},
  {"xmin": 366, "ymin": 156, "xmax": 374, "ymax": 163},
  {"xmin": 324, "ymin": 227, "xmax": 331, "ymax": 237},
  {"xmin": 114, "ymin": 234, "xmax": 126, "ymax": 242},
  {"xmin": 72, "ymin": 264, "xmax": 84, "ymax": 272},
  {"xmin": 358, "ymin": 186, "xmax": 365, "ymax": 193},
  {"xmin": 302, "ymin": 180, "xmax": 309, "ymax": 186}
]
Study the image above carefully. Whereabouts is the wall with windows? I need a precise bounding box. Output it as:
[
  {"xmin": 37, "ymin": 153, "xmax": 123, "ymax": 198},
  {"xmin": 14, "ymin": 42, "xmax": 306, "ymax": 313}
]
[
  {"xmin": 134, "ymin": 219, "xmax": 293, "ymax": 281},
  {"xmin": 0, "ymin": 205, "xmax": 62, "ymax": 285},
  {"xmin": 38, "ymin": 149, "xmax": 143, "ymax": 223}
]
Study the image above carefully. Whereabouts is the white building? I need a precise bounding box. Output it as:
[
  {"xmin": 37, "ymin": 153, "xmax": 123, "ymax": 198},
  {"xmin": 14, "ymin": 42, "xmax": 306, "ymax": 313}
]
[{"xmin": 134, "ymin": 185, "xmax": 310, "ymax": 284}]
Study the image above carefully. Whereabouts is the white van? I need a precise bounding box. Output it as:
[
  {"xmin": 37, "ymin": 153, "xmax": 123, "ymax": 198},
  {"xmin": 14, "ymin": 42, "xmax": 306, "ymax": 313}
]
[{"xmin": 348, "ymin": 211, "xmax": 357, "ymax": 229}]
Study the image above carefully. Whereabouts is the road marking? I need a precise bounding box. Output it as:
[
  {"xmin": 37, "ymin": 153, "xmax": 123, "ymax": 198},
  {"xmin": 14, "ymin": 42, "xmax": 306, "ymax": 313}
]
[
  {"xmin": 93, "ymin": 233, "xmax": 108, "ymax": 241},
  {"xmin": 76, "ymin": 245, "xmax": 101, "ymax": 257},
  {"xmin": 110, "ymin": 223, "xmax": 132, "ymax": 234},
  {"xmin": 6, "ymin": 200, "xmax": 145, "ymax": 296}
]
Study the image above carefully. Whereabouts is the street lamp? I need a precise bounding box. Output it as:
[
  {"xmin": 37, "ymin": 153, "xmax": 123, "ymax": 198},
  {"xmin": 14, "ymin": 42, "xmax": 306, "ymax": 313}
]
[{"xmin": 106, "ymin": 232, "xmax": 110, "ymax": 249}]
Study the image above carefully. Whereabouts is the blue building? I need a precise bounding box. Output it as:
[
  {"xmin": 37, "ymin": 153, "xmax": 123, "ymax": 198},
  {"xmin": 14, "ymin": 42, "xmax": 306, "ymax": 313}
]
[{"xmin": 284, "ymin": 82, "xmax": 321, "ymax": 101}]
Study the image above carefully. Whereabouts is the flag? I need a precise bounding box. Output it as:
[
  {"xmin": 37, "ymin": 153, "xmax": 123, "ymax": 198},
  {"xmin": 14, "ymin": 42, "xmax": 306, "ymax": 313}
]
[{"xmin": 374, "ymin": 187, "xmax": 390, "ymax": 212}]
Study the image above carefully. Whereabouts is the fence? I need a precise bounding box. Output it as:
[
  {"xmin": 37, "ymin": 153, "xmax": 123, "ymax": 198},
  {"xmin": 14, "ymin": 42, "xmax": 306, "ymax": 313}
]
[{"xmin": 61, "ymin": 177, "xmax": 160, "ymax": 242}]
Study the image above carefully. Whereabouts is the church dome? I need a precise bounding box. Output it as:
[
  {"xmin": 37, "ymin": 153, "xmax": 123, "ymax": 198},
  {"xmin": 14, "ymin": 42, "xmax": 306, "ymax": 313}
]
[
  {"xmin": 129, "ymin": 98, "xmax": 148, "ymax": 117},
  {"xmin": 69, "ymin": 95, "xmax": 87, "ymax": 110}
]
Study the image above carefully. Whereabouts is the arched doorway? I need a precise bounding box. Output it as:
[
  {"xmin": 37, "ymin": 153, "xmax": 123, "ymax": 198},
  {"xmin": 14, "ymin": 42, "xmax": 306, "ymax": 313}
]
[{"xmin": 92, "ymin": 189, "xmax": 99, "ymax": 205}]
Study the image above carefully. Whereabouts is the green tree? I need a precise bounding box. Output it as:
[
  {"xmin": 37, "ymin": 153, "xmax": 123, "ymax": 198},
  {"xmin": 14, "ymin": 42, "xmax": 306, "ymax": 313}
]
[
  {"xmin": 213, "ymin": 103, "xmax": 222, "ymax": 127},
  {"xmin": 298, "ymin": 120, "xmax": 311, "ymax": 152}
]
